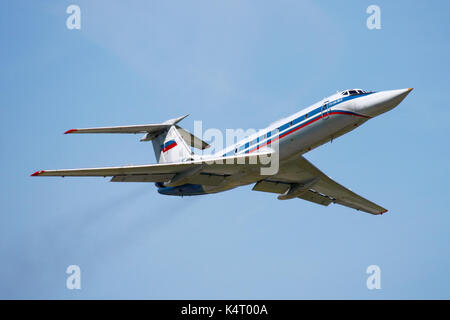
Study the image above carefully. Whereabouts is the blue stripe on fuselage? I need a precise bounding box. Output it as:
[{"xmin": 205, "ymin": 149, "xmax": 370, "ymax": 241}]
[{"xmin": 224, "ymin": 93, "xmax": 374, "ymax": 156}]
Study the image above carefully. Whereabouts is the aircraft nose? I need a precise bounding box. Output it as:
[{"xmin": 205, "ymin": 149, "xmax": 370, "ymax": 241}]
[
  {"xmin": 357, "ymin": 88, "xmax": 413, "ymax": 117},
  {"xmin": 388, "ymin": 88, "xmax": 414, "ymax": 100}
]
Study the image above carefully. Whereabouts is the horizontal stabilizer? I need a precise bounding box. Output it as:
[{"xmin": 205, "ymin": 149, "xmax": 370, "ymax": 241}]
[
  {"xmin": 64, "ymin": 114, "xmax": 209, "ymax": 150},
  {"xmin": 64, "ymin": 124, "xmax": 170, "ymax": 134},
  {"xmin": 64, "ymin": 114, "xmax": 189, "ymax": 135}
]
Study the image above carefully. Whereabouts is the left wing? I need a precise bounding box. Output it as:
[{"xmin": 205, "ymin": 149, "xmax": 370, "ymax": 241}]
[
  {"xmin": 252, "ymin": 156, "xmax": 387, "ymax": 215},
  {"xmin": 31, "ymin": 151, "xmax": 273, "ymax": 186}
]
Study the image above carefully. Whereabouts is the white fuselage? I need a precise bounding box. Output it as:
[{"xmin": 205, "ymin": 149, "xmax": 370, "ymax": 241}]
[
  {"xmin": 157, "ymin": 88, "xmax": 412, "ymax": 196},
  {"xmin": 197, "ymin": 88, "xmax": 412, "ymax": 194}
]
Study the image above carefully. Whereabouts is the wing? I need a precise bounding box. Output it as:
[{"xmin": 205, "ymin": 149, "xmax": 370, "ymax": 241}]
[
  {"xmin": 31, "ymin": 151, "xmax": 273, "ymax": 186},
  {"xmin": 252, "ymin": 156, "xmax": 387, "ymax": 215}
]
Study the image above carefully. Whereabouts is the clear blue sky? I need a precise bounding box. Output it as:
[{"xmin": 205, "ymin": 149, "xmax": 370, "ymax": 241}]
[{"xmin": 1, "ymin": 0, "xmax": 449, "ymax": 299}]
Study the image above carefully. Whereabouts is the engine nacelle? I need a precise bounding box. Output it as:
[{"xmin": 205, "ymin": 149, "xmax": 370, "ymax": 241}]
[{"xmin": 156, "ymin": 183, "xmax": 206, "ymax": 196}]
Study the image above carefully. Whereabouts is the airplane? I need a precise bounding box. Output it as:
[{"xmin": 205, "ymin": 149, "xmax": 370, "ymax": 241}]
[{"xmin": 31, "ymin": 88, "xmax": 413, "ymax": 215}]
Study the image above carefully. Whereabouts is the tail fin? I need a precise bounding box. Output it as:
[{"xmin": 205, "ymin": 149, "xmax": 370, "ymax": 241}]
[
  {"xmin": 64, "ymin": 114, "xmax": 209, "ymax": 164},
  {"xmin": 152, "ymin": 125, "xmax": 194, "ymax": 163}
]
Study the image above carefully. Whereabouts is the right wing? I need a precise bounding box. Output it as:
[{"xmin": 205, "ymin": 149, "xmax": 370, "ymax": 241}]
[{"xmin": 253, "ymin": 156, "xmax": 387, "ymax": 215}]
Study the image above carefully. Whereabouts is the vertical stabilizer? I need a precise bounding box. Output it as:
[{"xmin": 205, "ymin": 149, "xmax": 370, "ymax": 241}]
[{"xmin": 151, "ymin": 125, "xmax": 194, "ymax": 163}]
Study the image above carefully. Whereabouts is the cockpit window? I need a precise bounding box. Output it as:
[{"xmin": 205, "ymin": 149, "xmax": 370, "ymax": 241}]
[{"xmin": 342, "ymin": 89, "xmax": 371, "ymax": 96}]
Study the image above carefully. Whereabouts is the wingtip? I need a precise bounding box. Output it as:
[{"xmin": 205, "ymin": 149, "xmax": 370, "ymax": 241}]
[
  {"xmin": 380, "ymin": 209, "xmax": 388, "ymax": 215},
  {"xmin": 64, "ymin": 129, "xmax": 78, "ymax": 134},
  {"xmin": 31, "ymin": 170, "xmax": 45, "ymax": 176}
]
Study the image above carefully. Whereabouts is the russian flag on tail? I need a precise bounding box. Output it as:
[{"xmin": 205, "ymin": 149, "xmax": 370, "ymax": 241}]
[{"xmin": 161, "ymin": 140, "xmax": 177, "ymax": 153}]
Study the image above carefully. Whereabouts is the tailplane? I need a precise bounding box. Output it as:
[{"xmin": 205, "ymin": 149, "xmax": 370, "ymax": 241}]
[{"xmin": 64, "ymin": 114, "xmax": 209, "ymax": 164}]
